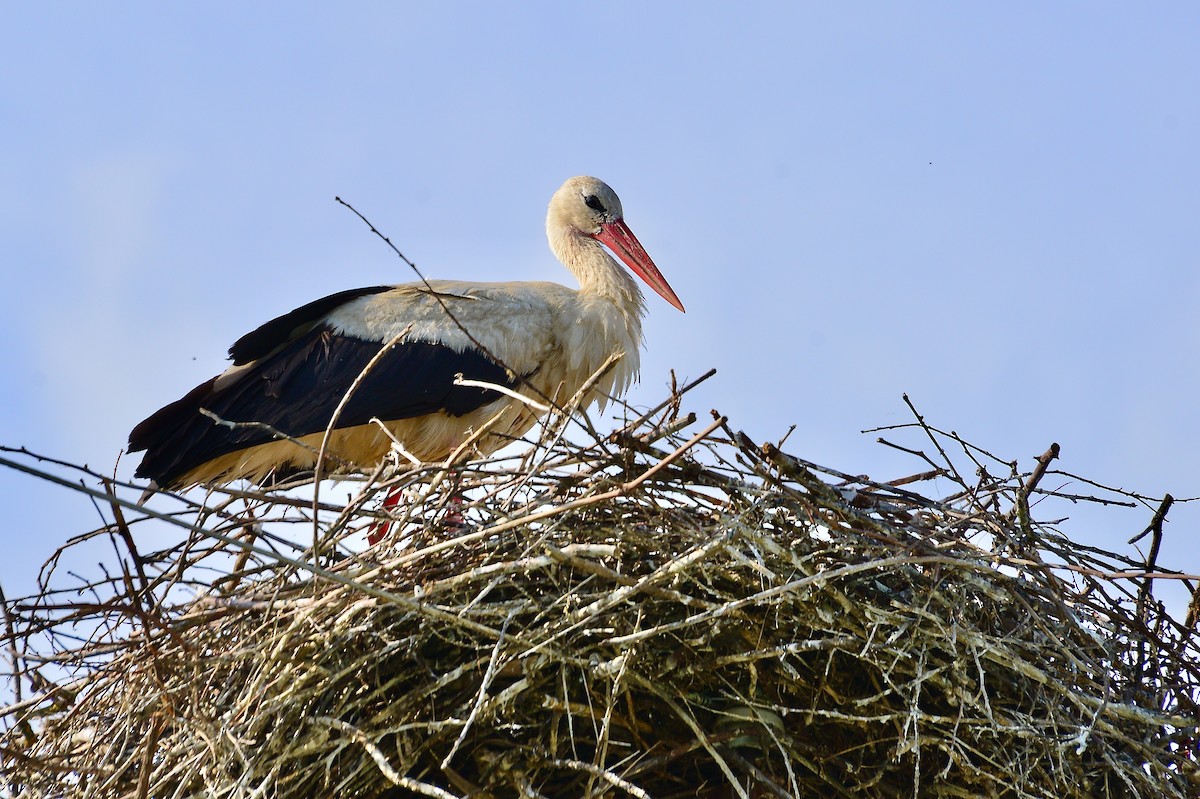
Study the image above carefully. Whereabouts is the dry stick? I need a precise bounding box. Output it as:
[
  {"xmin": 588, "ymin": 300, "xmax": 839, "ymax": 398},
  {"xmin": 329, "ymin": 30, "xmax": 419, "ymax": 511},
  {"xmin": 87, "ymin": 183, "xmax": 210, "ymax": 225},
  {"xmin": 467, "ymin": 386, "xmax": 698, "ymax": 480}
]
[
  {"xmin": 1035, "ymin": 487, "xmax": 1137, "ymax": 509},
  {"xmin": 901, "ymin": 393, "xmax": 972, "ymax": 496},
  {"xmin": 313, "ymin": 717, "xmax": 464, "ymax": 799},
  {"xmin": 620, "ymin": 415, "xmax": 726, "ymax": 492},
  {"xmin": 1051, "ymin": 468, "xmax": 1199, "ymax": 506},
  {"xmin": 112, "ymin": 548, "xmax": 190, "ymax": 655},
  {"xmin": 504, "ymin": 378, "xmax": 692, "ymax": 518},
  {"xmin": 0, "ymin": 454, "xmax": 511, "ymax": 642},
  {"xmin": 623, "ymin": 367, "xmax": 717, "ymax": 432},
  {"xmin": 416, "ymin": 403, "xmax": 520, "ymax": 517},
  {"xmin": 749, "ymin": 442, "xmax": 939, "ymax": 552},
  {"xmin": 12, "ymin": 441, "xmax": 348, "ymax": 542},
  {"xmin": 386, "ymin": 414, "xmax": 728, "ymax": 572},
  {"xmin": 0, "ymin": 583, "xmax": 22, "ymax": 710},
  {"xmin": 1129, "ymin": 493, "xmax": 1175, "ymax": 546},
  {"xmin": 453, "ymin": 376, "xmax": 551, "ymax": 413},
  {"xmin": 1132, "ymin": 493, "xmax": 1174, "ymax": 684},
  {"xmin": 874, "ymin": 436, "xmax": 948, "ymax": 477},
  {"xmin": 1023, "ymin": 443, "xmax": 1061, "ymax": 495},
  {"xmin": 369, "ymin": 420, "xmax": 423, "ymax": 466},
  {"xmin": 718, "ymin": 746, "xmax": 795, "ymax": 799},
  {"xmin": 743, "ymin": 427, "xmax": 943, "ymax": 511},
  {"xmin": 320, "ymin": 458, "xmax": 391, "ymax": 546},
  {"xmin": 865, "ymin": 419, "xmax": 1021, "ymax": 473},
  {"xmin": 417, "ymin": 545, "xmax": 613, "ymax": 596},
  {"xmin": 134, "ymin": 713, "xmax": 165, "ymax": 799},
  {"xmin": 494, "ymin": 355, "xmax": 627, "ymax": 514},
  {"xmin": 541, "ymin": 543, "xmax": 717, "ymax": 611},
  {"xmin": 0, "ymin": 455, "xmax": 211, "ymax": 545},
  {"xmin": 1132, "ymin": 491, "xmax": 1171, "ymax": 597},
  {"xmin": 591, "ymin": 628, "xmax": 634, "ymax": 797},
  {"xmin": 1186, "ymin": 584, "xmax": 1200, "ymax": 630},
  {"xmin": 441, "ymin": 612, "xmax": 514, "ymax": 769},
  {"xmin": 532, "ymin": 352, "xmax": 624, "ymax": 458},
  {"xmin": 370, "ymin": 364, "xmax": 570, "ymax": 540},
  {"xmin": 634, "ymin": 676, "xmax": 750, "ymax": 799},
  {"xmin": 103, "ymin": 479, "xmax": 150, "ymax": 597},
  {"xmin": 606, "ymin": 554, "xmax": 1023, "ymax": 649},
  {"xmin": 186, "ymin": 417, "xmax": 373, "ymax": 553},
  {"xmin": 1008, "ymin": 445, "xmax": 1146, "ymax": 674},
  {"xmin": 521, "ymin": 528, "xmax": 732, "ymax": 662},
  {"xmin": 637, "ymin": 412, "xmax": 697, "ymax": 447},
  {"xmin": 301, "ymin": 409, "xmax": 560, "ymax": 581},
  {"xmin": 1011, "ymin": 443, "xmax": 1061, "ymax": 553},
  {"xmin": 312, "ymin": 326, "xmax": 411, "ymax": 563},
  {"xmin": 460, "ymin": 365, "xmax": 596, "ymax": 472},
  {"xmin": 995, "ymin": 559, "xmax": 1200, "ymax": 583},
  {"xmin": 154, "ymin": 478, "xmax": 349, "ymax": 517},
  {"xmin": 544, "ymin": 755, "xmax": 651, "ymax": 799},
  {"xmin": 885, "ymin": 468, "xmax": 947, "ymax": 488},
  {"xmin": 621, "ymin": 732, "xmax": 739, "ymax": 780}
]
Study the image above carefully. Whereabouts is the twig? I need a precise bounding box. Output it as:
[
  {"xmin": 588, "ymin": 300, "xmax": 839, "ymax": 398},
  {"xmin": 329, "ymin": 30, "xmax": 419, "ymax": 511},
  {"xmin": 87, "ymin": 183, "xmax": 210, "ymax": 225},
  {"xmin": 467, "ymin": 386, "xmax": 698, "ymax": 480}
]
[
  {"xmin": 1129, "ymin": 493, "xmax": 1174, "ymax": 547},
  {"xmin": 315, "ymin": 717, "xmax": 464, "ymax": 799},
  {"xmin": 0, "ymin": 583, "xmax": 22, "ymax": 709},
  {"xmin": 312, "ymin": 326, "xmax": 412, "ymax": 561},
  {"xmin": 442, "ymin": 612, "xmax": 514, "ymax": 768},
  {"xmin": 453, "ymin": 376, "xmax": 551, "ymax": 413}
]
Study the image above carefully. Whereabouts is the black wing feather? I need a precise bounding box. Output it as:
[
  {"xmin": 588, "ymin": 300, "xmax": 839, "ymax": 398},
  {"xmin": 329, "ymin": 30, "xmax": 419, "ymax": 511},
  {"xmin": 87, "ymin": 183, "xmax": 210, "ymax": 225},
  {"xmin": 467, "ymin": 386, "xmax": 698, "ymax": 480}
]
[
  {"xmin": 129, "ymin": 324, "xmax": 518, "ymax": 486},
  {"xmin": 228, "ymin": 286, "xmax": 393, "ymax": 365}
]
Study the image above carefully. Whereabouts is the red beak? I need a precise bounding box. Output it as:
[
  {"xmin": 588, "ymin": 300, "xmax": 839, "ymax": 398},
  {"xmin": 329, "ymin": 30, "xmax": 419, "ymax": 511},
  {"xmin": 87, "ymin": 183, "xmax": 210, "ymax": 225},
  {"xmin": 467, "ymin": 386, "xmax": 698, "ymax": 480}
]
[{"xmin": 595, "ymin": 219, "xmax": 685, "ymax": 312}]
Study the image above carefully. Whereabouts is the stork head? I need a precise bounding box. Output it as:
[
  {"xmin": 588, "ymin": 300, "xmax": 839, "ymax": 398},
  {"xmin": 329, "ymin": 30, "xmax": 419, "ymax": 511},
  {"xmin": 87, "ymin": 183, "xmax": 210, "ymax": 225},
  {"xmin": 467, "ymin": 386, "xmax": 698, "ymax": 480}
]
[{"xmin": 548, "ymin": 176, "xmax": 685, "ymax": 312}]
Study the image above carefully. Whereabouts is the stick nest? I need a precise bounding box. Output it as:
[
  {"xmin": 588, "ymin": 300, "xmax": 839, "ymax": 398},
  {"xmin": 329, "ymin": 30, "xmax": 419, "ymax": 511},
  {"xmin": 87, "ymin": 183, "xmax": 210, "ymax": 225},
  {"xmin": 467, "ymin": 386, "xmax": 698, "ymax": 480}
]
[{"xmin": 2, "ymin": 388, "xmax": 1198, "ymax": 798}]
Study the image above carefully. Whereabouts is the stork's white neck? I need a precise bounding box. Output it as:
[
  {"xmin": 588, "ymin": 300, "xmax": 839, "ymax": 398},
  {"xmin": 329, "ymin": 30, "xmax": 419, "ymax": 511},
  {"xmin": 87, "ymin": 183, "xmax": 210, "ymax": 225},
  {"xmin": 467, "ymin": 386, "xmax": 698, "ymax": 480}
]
[
  {"xmin": 548, "ymin": 224, "xmax": 647, "ymax": 329},
  {"xmin": 546, "ymin": 225, "xmax": 645, "ymax": 403}
]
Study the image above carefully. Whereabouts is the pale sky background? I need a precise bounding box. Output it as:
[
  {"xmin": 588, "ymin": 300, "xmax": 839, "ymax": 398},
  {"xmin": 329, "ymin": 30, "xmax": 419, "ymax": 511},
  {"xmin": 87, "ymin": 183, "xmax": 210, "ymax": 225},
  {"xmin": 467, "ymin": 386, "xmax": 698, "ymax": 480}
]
[{"xmin": 2, "ymin": 5, "xmax": 1197, "ymax": 614}]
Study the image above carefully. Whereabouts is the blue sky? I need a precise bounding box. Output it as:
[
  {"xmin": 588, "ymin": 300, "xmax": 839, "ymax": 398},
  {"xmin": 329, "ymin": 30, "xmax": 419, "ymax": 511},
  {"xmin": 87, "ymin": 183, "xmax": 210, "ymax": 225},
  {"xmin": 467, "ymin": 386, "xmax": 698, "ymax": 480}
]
[{"xmin": 2, "ymin": 5, "xmax": 1197, "ymax": 611}]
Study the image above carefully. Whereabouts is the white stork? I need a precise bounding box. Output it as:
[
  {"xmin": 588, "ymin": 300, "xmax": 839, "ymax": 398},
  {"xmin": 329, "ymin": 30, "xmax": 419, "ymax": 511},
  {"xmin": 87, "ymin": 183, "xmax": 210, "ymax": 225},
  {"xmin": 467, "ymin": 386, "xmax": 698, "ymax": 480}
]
[{"xmin": 128, "ymin": 176, "xmax": 684, "ymax": 510}]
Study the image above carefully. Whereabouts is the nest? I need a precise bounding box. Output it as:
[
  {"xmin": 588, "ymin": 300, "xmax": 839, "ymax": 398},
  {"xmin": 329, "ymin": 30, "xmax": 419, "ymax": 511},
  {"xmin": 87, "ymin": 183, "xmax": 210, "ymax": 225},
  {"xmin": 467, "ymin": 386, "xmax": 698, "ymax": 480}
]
[{"xmin": 2, "ymin": 380, "xmax": 1198, "ymax": 798}]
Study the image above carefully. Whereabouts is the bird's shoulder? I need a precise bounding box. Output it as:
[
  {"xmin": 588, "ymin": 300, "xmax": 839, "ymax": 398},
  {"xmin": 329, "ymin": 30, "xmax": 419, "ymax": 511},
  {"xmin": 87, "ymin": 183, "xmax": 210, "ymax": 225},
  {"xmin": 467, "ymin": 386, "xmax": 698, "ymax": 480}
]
[
  {"xmin": 326, "ymin": 280, "xmax": 576, "ymax": 353},
  {"xmin": 227, "ymin": 285, "xmax": 393, "ymax": 366},
  {"xmin": 224, "ymin": 280, "xmax": 581, "ymax": 379},
  {"xmin": 386, "ymin": 280, "xmax": 577, "ymax": 309}
]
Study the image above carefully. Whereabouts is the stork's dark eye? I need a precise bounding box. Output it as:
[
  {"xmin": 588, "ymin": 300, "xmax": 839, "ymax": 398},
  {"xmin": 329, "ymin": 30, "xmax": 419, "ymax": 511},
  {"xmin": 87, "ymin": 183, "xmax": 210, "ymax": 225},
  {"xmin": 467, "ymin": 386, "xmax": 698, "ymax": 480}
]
[{"xmin": 584, "ymin": 194, "xmax": 606, "ymax": 213}]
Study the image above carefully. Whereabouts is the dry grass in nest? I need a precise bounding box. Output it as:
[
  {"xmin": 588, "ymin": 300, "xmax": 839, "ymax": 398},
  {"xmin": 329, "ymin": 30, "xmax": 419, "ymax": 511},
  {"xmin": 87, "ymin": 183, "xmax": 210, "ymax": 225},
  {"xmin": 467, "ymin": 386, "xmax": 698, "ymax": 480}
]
[{"xmin": 1, "ymin": 379, "xmax": 1198, "ymax": 798}]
